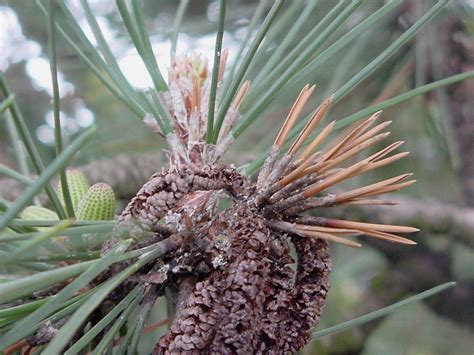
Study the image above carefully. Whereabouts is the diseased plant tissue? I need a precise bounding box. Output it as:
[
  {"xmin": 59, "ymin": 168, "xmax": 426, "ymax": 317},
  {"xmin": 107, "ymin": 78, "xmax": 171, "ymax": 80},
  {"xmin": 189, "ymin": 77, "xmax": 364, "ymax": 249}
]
[
  {"xmin": 10, "ymin": 0, "xmax": 474, "ymax": 353},
  {"xmin": 100, "ymin": 54, "xmax": 416, "ymax": 353}
]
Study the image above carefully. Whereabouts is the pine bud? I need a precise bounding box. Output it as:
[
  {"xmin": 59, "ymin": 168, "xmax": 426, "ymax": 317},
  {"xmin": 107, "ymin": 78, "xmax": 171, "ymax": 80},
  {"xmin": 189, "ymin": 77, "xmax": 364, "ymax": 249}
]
[
  {"xmin": 20, "ymin": 206, "xmax": 59, "ymax": 231},
  {"xmin": 76, "ymin": 183, "xmax": 116, "ymax": 221},
  {"xmin": 57, "ymin": 169, "xmax": 90, "ymax": 212}
]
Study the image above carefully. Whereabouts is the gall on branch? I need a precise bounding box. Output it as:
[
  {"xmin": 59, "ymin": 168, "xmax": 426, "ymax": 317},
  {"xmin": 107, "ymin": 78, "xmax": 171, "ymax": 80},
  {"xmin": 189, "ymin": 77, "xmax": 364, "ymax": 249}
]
[{"xmin": 97, "ymin": 53, "xmax": 418, "ymax": 353}]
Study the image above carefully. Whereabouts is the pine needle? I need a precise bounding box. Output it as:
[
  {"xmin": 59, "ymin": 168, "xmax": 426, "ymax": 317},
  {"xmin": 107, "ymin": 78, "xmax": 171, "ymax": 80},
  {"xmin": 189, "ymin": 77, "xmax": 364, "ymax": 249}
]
[
  {"xmin": 288, "ymin": 95, "xmax": 333, "ymax": 155},
  {"xmin": 296, "ymin": 229, "xmax": 362, "ymax": 248},
  {"xmin": 303, "ymin": 160, "xmax": 370, "ymax": 197},
  {"xmin": 325, "ymin": 218, "xmax": 420, "ymax": 234},
  {"xmin": 346, "ymin": 120, "xmax": 392, "ymax": 150},
  {"xmin": 322, "ymin": 112, "xmax": 381, "ymax": 162},
  {"xmin": 313, "ymin": 282, "xmax": 455, "ymax": 339},
  {"xmin": 206, "ymin": 0, "xmax": 227, "ymax": 143},
  {"xmin": 317, "ymin": 132, "xmax": 391, "ymax": 173},
  {"xmin": 362, "ymin": 230, "xmax": 417, "ymax": 245},
  {"xmin": 359, "ymin": 180, "xmax": 417, "ymax": 197},
  {"xmin": 48, "ymin": 0, "xmax": 75, "ymax": 218},
  {"xmin": 345, "ymin": 199, "xmax": 399, "ymax": 205},
  {"xmin": 335, "ymin": 174, "xmax": 413, "ymax": 203},
  {"xmin": 275, "ymin": 85, "xmax": 315, "ymax": 147},
  {"xmin": 299, "ymin": 121, "xmax": 336, "ymax": 160}
]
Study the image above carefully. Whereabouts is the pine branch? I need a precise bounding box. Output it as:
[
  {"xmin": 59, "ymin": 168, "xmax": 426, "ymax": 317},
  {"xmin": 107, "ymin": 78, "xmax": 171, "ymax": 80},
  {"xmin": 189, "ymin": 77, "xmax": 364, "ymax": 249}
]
[{"xmin": 1, "ymin": 154, "xmax": 473, "ymax": 246}]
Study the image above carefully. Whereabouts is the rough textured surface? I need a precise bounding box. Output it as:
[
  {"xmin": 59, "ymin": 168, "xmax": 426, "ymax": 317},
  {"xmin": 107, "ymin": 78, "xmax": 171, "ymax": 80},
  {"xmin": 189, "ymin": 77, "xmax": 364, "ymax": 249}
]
[
  {"xmin": 76, "ymin": 182, "xmax": 115, "ymax": 221},
  {"xmin": 92, "ymin": 157, "xmax": 332, "ymax": 354},
  {"xmin": 257, "ymin": 235, "xmax": 296, "ymax": 353},
  {"xmin": 288, "ymin": 237, "xmax": 331, "ymax": 351},
  {"xmin": 153, "ymin": 204, "xmax": 331, "ymax": 354},
  {"xmin": 101, "ymin": 164, "xmax": 248, "ymax": 254},
  {"xmin": 1, "ymin": 46, "xmax": 423, "ymax": 355},
  {"xmin": 155, "ymin": 205, "xmax": 271, "ymax": 353},
  {"xmin": 1, "ymin": 155, "xmax": 471, "ymax": 235},
  {"xmin": 57, "ymin": 169, "xmax": 90, "ymax": 212}
]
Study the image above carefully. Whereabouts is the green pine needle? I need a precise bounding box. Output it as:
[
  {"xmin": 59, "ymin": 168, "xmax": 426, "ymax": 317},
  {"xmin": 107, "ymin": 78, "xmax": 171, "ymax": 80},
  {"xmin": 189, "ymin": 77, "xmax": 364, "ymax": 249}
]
[
  {"xmin": 0, "ymin": 220, "xmax": 71, "ymax": 265},
  {"xmin": 0, "ymin": 164, "xmax": 34, "ymax": 185},
  {"xmin": 206, "ymin": 0, "xmax": 226, "ymax": 143},
  {"xmin": 0, "ymin": 260, "xmax": 95, "ymax": 304},
  {"xmin": 212, "ymin": 0, "xmax": 285, "ymax": 142},
  {"xmin": 222, "ymin": 0, "xmax": 270, "ymax": 97},
  {"xmin": 313, "ymin": 282, "xmax": 456, "ymax": 339},
  {"xmin": 0, "ymin": 94, "xmax": 14, "ymax": 114},
  {"xmin": 64, "ymin": 286, "xmax": 144, "ymax": 354},
  {"xmin": 272, "ymin": 0, "xmax": 449, "ymax": 154},
  {"xmin": 0, "ymin": 126, "xmax": 96, "ymax": 231},
  {"xmin": 170, "ymin": 0, "xmax": 190, "ymax": 57},
  {"xmin": 243, "ymin": 69, "xmax": 474, "ymax": 176},
  {"xmin": 0, "ymin": 75, "xmax": 67, "ymax": 219},
  {"xmin": 0, "ymin": 241, "xmax": 131, "ymax": 350},
  {"xmin": 80, "ymin": 0, "xmax": 147, "ymax": 111},
  {"xmin": 3, "ymin": 110, "xmax": 33, "ymax": 182},
  {"xmin": 248, "ymin": 0, "xmax": 318, "ymax": 89},
  {"xmin": 243, "ymin": 0, "xmax": 349, "ymax": 111},
  {"xmin": 0, "ymin": 298, "xmax": 48, "ymax": 319},
  {"xmin": 36, "ymin": 0, "xmax": 146, "ymax": 117},
  {"xmin": 292, "ymin": 0, "xmax": 404, "ymax": 90},
  {"xmin": 233, "ymin": 0, "xmax": 362, "ymax": 138},
  {"xmin": 48, "ymin": 0, "xmax": 75, "ymax": 218},
  {"xmin": 332, "ymin": 0, "xmax": 448, "ymax": 103},
  {"xmin": 115, "ymin": 0, "xmax": 172, "ymax": 133},
  {"xmin": 131, "ymin": 0, "xmax": 169, "ymax": 92},
  {"xmin": 88, "ymin": 289, "xmax": 143, "ymax": 354},
  {"xmin": 43, "ymin": 235, "xmax": 180, "ymax": 353}
]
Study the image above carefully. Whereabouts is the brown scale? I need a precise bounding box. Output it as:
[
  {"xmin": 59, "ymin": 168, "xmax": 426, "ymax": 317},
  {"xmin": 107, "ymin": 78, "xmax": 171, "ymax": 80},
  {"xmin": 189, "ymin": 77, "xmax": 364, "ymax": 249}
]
[
  {"xmin": 287, "ymin": 237, "xmax": 331, "ymax": 351},
  {"xmin": 256, "ymin": 235, "xmax": 296, "ymax": 353},
  {"xmin": 154, "ymin": 205, "xmax": 331, "ymax": 354},
  {"xmin": 25, "ymin": 59, "xmax": 418, "ymax": 353},
  {"xmin": 101, "ymin": 164, "xmax": 249, "ymax": 255},
  {"xmin": 155, "ymin": 205, "xmax": 271, "ymax": 353}
]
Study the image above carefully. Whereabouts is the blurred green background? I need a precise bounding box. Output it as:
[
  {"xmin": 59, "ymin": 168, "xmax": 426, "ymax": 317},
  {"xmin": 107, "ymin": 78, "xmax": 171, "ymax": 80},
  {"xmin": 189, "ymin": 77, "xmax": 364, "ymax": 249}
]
[{"xmin": 0, "ymin": 0, "xmax": 473, "ymax": 353}]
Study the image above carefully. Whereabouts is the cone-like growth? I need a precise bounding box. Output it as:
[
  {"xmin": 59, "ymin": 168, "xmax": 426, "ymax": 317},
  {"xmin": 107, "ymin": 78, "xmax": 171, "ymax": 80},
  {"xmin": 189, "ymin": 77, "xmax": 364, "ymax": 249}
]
[
  {"xmin": 4, "ymin": 47, "xmax": 421, "ymax": 353},
  {"xmin": 20, "ymin": 206, "xmax": 59, "ymax": 221},
  {"xmin": 57, "ymin": 169, "xmax": 89, "ymax": 212},
  {"xmin": 20, "ymin": 206, "xmax": 59, "ymax": 231},
  {"xmin": 76, "ymin": 183, "xmax": 116, "ymax": 221}
]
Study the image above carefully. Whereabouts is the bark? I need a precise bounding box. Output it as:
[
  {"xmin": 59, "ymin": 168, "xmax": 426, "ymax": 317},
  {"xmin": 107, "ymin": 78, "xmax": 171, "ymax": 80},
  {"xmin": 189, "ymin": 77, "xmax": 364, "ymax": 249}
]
[{"xmin": 154, "ymin": 204, "xmax": 331, "ymax": 354}]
